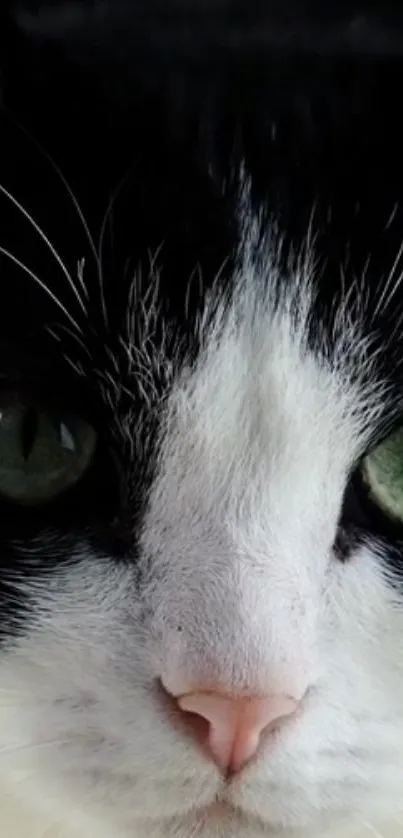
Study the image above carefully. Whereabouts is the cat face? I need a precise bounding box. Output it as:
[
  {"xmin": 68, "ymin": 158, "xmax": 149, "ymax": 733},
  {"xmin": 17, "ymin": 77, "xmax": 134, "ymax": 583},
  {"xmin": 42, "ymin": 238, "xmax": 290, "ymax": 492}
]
[
  {"xmin": 2, "ymin": 217, "xmax": 403, "ymax": 838},
  {"xmin": 2, "ymin": 3, "xmax": 403, "ymax": 838}
]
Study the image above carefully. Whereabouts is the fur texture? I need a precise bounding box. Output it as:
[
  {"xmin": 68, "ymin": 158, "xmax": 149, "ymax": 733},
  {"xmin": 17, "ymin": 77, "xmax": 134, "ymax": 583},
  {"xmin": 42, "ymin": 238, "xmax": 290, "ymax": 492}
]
[{"xmin": 2, "ymin": 2, "xmax": 403, "ymax": 838}]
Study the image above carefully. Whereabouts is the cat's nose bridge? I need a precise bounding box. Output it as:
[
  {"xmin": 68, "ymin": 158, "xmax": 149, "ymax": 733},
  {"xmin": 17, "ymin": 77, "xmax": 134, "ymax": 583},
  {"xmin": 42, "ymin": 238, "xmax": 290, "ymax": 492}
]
[
  {"xmin": 149, "ymin": 530, "xmax": 318, "ymax": 702},
  {"xmin": 158, "ymin": 579, "xmax": 313, "ymax": 702}
]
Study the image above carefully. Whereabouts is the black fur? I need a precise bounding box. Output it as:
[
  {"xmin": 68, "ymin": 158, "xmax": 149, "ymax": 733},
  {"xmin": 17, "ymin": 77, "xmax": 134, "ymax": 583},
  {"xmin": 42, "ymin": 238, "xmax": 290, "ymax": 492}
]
[{"xmin": 2, "ymin": 0, "xmax": 403, "ymax": 625}]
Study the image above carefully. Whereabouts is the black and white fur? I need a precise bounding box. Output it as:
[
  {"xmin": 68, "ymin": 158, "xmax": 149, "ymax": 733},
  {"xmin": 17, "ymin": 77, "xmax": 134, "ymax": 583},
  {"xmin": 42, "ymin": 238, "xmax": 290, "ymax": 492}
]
[{"xmin": 1, "ymin": 2, "xmax": 403, "ymax": 837}]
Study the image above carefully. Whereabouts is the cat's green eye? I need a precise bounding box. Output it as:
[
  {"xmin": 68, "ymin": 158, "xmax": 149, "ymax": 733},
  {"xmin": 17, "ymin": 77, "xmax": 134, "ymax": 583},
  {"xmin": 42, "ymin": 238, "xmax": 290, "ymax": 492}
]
[
  {"xmin": 361, "ymin": 428, "xmax": 403, "ymax": 522},
  {"xmin": 0, "ymin": 402, "xmax": 97, "ymax": 505}
]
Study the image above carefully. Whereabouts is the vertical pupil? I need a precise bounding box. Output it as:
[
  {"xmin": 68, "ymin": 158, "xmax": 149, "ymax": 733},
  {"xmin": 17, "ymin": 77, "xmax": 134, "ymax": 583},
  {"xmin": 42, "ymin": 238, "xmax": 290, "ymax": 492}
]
[{"xmin": 21, "ymin": 407, "xmax": 39, "ymax": 461}]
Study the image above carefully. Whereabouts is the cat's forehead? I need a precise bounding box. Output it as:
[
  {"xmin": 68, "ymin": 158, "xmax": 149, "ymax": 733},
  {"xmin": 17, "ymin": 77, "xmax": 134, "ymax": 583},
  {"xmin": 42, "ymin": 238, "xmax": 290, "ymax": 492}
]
[
  {"xmin": 0, "ymin": 181, "xmax": 401, "ymax": 438},
  {"xmin": 2, "ymin": 7, "xmax": 403, "ymax": 450}
]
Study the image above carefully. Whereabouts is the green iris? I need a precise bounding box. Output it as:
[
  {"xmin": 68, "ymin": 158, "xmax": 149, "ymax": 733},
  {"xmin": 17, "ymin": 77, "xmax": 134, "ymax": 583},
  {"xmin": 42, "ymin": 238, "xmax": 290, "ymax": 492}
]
[
  {"xmin": 362, "ymin": 428, "xmax": 403, "ymax": 521},
  {"xmin": 0, "ymin": 403, "xmax": 97, "ymax": 504}
]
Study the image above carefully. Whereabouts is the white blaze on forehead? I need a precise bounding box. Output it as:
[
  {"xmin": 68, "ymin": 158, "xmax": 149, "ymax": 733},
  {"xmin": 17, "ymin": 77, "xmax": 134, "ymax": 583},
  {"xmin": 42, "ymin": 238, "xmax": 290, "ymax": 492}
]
[{"xmin": 141, "ymin": 218, "xmax": 381, "ymax": 699}]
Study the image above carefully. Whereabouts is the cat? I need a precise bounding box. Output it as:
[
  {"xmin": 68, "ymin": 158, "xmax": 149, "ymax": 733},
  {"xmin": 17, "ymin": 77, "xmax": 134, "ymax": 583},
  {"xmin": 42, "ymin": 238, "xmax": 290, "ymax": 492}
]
[{"xmin": 2, "ymin": 1, "xmax": 403, "ymax": 837}]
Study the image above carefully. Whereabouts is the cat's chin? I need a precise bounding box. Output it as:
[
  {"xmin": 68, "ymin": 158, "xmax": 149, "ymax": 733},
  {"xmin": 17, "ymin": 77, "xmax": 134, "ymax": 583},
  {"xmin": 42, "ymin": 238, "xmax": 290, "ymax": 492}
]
[
  {"xmin": 145, "ymin": 803, "xmax": 275, "ymax": 838},
  {"xmin": 142, "ymin": 804, "xmax": 367, "ymax": 838},
  {"xmin": 143, "ymin": 799, "xmax": 307, "ymax": 838}
]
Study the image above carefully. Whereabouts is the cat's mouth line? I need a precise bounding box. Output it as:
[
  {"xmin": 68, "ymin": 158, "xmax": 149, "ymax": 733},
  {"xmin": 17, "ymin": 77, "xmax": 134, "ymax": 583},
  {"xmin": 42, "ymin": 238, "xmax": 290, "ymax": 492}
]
[{"xmin": 175, "ymin": 797, "xmax": 289, "ymax": 834}]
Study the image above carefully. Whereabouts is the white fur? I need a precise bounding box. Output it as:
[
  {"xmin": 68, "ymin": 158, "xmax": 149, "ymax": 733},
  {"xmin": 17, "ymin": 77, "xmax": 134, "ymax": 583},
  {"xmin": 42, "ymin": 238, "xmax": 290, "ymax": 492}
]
[{"xmin": 1, "ymin": 218, "xmax": 403, "ymax": 838}]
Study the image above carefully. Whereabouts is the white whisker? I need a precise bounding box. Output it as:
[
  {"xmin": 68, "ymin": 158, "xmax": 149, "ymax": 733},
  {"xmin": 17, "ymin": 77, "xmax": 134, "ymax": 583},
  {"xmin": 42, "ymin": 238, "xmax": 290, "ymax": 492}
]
[
  {"xmin": 97, "ymin": 167, "xmax": 132, "ymax": 330},
  {"xmin": 0, "ymin": 739, "xmax": 69, "ymax": 758},
  {"xmin": 46, "ymin": 324, "xmax": 92, "ymax": 359},
  {"xmin": 385, "ymin": 201, "xmax": 399, "ymax": 230},
  {"xmin": 76, "ymin": 257, "xmax": 89, "ymax": 300},
  {"xmin": 147, "ymin": 242, "xmax": 164, "ymax": 278},
  {"xmin": 0, "ymin": 181, "xmax": 87, "ymax": 316},
  {"xmin": 49, "ymin": 163, "xmax": 99, "ymax": 269},
  {"xmin": 0, "ymin": 244, "xmax": 82, "ymax": 334},
  {"xmin": 62, "ymin": 355, "xmax": 86, "ymax": 377},
  {"xmin": 372, "ymin": 237, "xmax": 403, "ymax": 319},
  {"xmin": 46, "ymin": 327, "xmax": 62, "ymax": 343},
  {"xmin": 361, "ymin": 820, "xmax": 386, "ymax": 838},
  {"xmin": 100, "ymin": 369, "xmax": 120, "ymax": 394},
  {"xmin": 16, "ymin": 121, "xmax": 100, "ymax": 266}
]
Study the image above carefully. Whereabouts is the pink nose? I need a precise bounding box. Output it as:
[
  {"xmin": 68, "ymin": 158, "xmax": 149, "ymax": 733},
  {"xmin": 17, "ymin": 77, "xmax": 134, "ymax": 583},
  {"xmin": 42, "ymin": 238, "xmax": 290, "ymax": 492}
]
[{"xmin": 177, "ymin": 691, "xmax": 299, "ymax": 775}]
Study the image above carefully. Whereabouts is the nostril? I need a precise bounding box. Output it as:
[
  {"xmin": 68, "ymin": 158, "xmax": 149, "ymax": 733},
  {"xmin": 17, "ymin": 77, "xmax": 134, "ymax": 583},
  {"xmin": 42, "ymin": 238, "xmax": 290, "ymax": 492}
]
[
  {"xmin": 157, "ymin": 680, "xmax": 211, "ymax": 745},
  {"xmin": 178, "ymin": 707, "xmax": 211, "ymax": 748}
]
